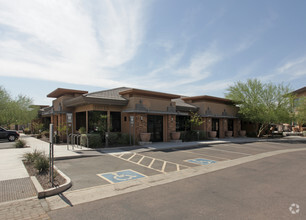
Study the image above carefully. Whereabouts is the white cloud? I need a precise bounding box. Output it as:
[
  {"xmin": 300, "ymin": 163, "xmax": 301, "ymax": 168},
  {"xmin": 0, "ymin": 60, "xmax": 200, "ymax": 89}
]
[
  {"xmin": 0, "ymin": 0, "xmax": 146, "ymax": 87},
  {"xmin": 129, "ymin": 49, "xmax": 222, "ymax": 92}
]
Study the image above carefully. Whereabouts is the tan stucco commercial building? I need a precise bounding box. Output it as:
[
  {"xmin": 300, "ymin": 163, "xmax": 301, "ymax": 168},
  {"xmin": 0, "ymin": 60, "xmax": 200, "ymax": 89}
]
[{"xmin": 42, "ymin": 87, "xmax": 242, "ymax": 142}]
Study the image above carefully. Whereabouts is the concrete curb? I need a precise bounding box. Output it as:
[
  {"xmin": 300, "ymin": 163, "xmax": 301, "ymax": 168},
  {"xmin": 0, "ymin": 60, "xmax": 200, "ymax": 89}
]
[{"xmin": 31, "ymin": 165, "xmax": 72, "ymax": 198}]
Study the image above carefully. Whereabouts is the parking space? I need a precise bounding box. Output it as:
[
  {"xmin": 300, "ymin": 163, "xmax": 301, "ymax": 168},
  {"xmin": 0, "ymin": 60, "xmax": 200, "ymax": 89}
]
[
  {"xmin": 55, "ymin": 141, "xmax": 306, "ymax": 191},
  {"xmin": 55, "ymin": 154, "xmax": 160, "ymax": 191}
]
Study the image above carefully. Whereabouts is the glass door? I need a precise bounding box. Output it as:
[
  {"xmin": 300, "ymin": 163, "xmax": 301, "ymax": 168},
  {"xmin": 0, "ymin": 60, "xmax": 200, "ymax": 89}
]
[{"xmin": 147, "ymin": 115, "xmax": 163, "ymax": 142}]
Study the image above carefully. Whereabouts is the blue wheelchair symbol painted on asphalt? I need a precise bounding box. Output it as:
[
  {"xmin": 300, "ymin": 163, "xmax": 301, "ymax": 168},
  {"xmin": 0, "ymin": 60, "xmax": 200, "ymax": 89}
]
[
  {"xmin": 98, "ymin": 169, "xmax": 146, "ymax": 184},
  {"xmin": 186, "ymin": 158, "xmax": 216, "ymax": 165}
]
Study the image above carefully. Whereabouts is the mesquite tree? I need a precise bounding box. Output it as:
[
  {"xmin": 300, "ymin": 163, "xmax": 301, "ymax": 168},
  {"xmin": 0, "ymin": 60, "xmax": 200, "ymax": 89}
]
[{"xmin": 225, "ymin": 79, "xmax": 293, "ymax": 137}]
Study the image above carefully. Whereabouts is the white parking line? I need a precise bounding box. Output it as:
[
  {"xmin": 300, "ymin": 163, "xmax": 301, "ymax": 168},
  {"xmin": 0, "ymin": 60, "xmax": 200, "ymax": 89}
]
[
  {"xmin": 111, "ymin": 153, "xmax": 188, "ymax": 173},
  {"xmin": 217, "ymin": 144, "xmax": 266, "ymax": 152},
  {"xmin": 148, "ymin": 159, "xmax": 155, "ymax": 168},
  {"xmin": 127, "ymin": 153, "xmax": 136, "ymax": 161},
  {"xmin": 161, "ymin": 161, "xmax": 167, "ymax": 172},
  {"xmin": 184, "ymin": 150, "xmax": 230, "ymax": 160},
  {"xmin": 137, "ymin": 156, "xmax": 145, "ymax": 164},
  {"xmin": 205, "ymin": 147, "xmax": 252, "ymax": 156}
]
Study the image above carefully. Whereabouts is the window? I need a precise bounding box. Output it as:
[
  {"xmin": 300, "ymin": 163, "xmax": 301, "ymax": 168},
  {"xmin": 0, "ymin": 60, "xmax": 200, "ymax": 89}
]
[
  {"xmin": 88, "ymin": 111, "xmax": 107, "ymax": 133},
  {"xmin": 176, "ymin": 116, "xmax": 191, "ymax": 131},
  {"xmin": 76, "ymin": 112, "xmax": 86, "ymax": 131},
  {"xmin": 110, "ymin": 112, "xmax": 121, "ymax": 132}
]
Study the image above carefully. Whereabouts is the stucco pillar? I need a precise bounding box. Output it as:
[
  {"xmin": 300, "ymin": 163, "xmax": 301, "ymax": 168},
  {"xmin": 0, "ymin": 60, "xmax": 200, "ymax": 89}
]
[
  {"xmin": 107, "ymin": 111, "xmax": 111, "ymax": 132},
  {"xmin": 219, "ymin": 119, "xmax": 225, "ymax": 138},
  {"xmin": 86, "ymin": 111, "xmax": 88, "ymax": 133}
]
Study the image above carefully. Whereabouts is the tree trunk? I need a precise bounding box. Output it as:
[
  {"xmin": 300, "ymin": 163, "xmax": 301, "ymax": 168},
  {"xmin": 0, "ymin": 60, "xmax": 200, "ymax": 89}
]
[{"xmin": 257, "ymin": 124, "xmax": 268, "ymax": 138}]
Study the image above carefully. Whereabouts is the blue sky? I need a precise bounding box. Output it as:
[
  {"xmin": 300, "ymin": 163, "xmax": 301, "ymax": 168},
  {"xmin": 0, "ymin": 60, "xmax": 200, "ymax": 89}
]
[{"xmin": 0, "ymin": 0, "xmax": 305, "ymax": 105}]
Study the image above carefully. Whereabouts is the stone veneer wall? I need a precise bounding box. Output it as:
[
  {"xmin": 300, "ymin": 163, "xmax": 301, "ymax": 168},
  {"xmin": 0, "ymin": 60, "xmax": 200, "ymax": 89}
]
[
  {"xmin": 167, "ymin": 115, "xmax": 176, "ymax": 141},
  {"xmin": 233, "ymin": 119, "xmax": 241, "ymax": 137}
]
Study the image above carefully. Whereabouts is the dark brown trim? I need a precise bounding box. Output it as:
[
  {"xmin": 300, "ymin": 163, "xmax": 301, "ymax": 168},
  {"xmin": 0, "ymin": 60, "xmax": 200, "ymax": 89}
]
[
  {"xmin": 119, "ymin": 88, "xmax": 181, "ymax": 99},
  {"xmin": 47, "ymin": 88, "xmax": 88, "ymax": 98},
  {"xmin": 182, "ymin": 95, "xmax": 233, "ymax": 104},
  {"xmin": 63, "ymin": 96, "xmax": 128, "ymax": 107}
]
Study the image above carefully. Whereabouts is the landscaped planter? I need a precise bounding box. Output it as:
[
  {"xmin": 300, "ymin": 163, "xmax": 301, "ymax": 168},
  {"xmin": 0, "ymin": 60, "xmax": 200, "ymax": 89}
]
[
  {"xmin": 226, "ymin": 131, "xmax": 233, "ymax": 137},
  {"xmin": 209, "ymin": 131, "xmax": 217, "ymax": 138},
  {"xmin": 171, "ymin": 132, "xmax": 181, "ymax": 140},
  {"xmin": 140, "ymin": 133, "xmax": 151, "ymax": 142},
  {"xmin": 239, "ymin": 130, "xmax": 246, "ymax": 136}
]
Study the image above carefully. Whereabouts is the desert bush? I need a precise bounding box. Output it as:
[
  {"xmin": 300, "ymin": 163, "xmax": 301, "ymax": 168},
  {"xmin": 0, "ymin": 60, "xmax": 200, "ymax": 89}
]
[
  {"xmin": 23, "ymin": 150, "xmax": 43, "ymax": 163},
  {"xmin": 15, "ymin": 139, "xmax": 26, "ymax": 148},
  {"xmin": 36, "ymin": 134, "xmax": 42, "ymax": 139},
  {"xmin": 34, "ymin": 155, "xmax": 49, "ymax": 173},
  {"xmin": 23, "ymin": 128, "xmax": 31, "ymax": 134},
  {"xmin": 41, "ymin": 130, "xmax": 49, "ymax": 138}
]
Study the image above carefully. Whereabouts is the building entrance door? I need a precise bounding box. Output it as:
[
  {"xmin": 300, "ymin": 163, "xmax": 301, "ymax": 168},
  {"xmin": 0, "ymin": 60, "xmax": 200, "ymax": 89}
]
[
  {"xmin": 212, "ymin": 118, "xmax": 219, "ymax": 138},
  {"xmin": 147, "ymin": 115, "xmax": 163, "ymax": 142}
]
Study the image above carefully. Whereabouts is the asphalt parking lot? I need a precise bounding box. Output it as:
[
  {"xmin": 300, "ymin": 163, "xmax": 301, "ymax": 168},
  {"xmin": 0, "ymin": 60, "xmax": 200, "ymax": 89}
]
[{"xmin": 55, "ymin": 141, "xmax": 306, "ymax": 191}]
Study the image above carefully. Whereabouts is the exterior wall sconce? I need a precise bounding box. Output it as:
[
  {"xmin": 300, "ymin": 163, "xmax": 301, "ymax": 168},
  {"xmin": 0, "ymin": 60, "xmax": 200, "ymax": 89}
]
[
  {"xmin": 171, "ymin": 116, "xmax": 174, "ymax": 122},
  {"xmin": 140, "ymin": 116, "xmax": 143, "ymax": 121}
]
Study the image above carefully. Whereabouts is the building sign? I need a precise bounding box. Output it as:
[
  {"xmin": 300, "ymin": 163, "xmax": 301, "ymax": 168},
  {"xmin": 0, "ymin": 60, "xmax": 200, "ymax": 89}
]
[{"xmin": 67, "ymin": 113, "xmax": 73, "ymax": 123}]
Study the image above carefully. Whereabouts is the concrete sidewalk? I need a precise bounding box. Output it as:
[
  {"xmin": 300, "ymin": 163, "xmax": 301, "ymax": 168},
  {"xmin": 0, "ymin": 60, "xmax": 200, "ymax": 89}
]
[{"xmin": 0, "ymin": 135, "xmax": 93, "ymax": 181}]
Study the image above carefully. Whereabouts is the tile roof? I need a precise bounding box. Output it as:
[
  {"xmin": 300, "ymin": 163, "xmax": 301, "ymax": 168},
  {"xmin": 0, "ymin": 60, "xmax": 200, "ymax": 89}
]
[
  {"xmin": 85, "ymin": 87, "xmax": 131, "ymax": 101},
  {"xmin": 172, "ymin": 98, "xmax": 198, "ymax": 109}
]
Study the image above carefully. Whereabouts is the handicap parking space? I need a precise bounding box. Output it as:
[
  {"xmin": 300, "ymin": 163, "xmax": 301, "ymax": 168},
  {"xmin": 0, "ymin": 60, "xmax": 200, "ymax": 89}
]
[
  {"xmin": 97, "ymin": 169, "xmax": 146, "ymax": 184},
  {"xmin": 185, "ymin": 158, "xmax": 216, "ymax": 166},
  {"xmin": 55, "ymin": 155, "xmax": 160, "ymax": 191}
]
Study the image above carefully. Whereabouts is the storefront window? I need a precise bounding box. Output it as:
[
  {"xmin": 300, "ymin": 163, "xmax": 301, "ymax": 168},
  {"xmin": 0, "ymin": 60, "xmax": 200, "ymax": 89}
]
[
  {"xmin": 110, "ymin": 112, "xmax": 121, "ymax": 132},
  {"xmin": 88, "ymin": 111, "xmax": 107, "ymax": 133},
  {"xmin": 176, "ymin": 116, "xmax": 191, "ymax": 131}
]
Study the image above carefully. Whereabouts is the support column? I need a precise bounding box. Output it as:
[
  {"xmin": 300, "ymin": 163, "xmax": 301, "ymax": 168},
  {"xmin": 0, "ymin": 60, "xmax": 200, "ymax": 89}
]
[
  {"xmin": 86, "ymin": 111, "xmax": 88, "ymax": 133},
  {"xmin": 107, "ymin": 111, "xmax": 111, "ymax": 132}
]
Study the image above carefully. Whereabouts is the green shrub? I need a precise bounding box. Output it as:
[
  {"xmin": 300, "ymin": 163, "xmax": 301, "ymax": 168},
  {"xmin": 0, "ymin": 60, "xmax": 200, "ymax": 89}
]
[
  {"xmin": 180, "ymin": 130, "xmax": 198, "ymax": 142},
  {"xmin": 23, "ymin": 150, "xmax": 43, "ymax": 163},
  {"xmin": 78, "ymin": 127, "xmax": 86, "ymax": 134},
  {"xmin": 106, "ymin": 132, "xmax": 129, "ymax": 146},
  {"xmin": 80, "ymin": 134, "xmax": 102, "ymax": 148},
  {"xmin": 198, "ymin": 130, "xmax": 208, "ymax": 140},
  {"xmin": 15, "ymin": 139, "xmax": 26, "ymax": 148},
  {"xmin": 117, "ymin": 133, "xmax": 130, "ymax": 145},
  {"xmin": 34, "ymin": 155, "xmax": 49, "ymax": 173},
  {"xmin": 23, "ymin": 128, "xmax": 31, "ymax": 134},
  {"xmin": 41, "ymin": 130, "xmax": 49, "ymax": 138},
  {"xmin": 36, "ymin": 134, "xmax": 42, "ymax": 139}
]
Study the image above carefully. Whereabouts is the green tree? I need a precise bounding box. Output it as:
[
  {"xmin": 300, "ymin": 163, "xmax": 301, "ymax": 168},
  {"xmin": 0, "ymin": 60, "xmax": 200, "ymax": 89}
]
[
  {"xmin": 189, "ymin": 111, "xmax": 203, "ymax": 130},
  {"xmin": 225, "ymin": 79, "xmax": 293, "ymax": 137},
  {"xmin": 0, "ymin": 86, "xmax": 38, "ymax": 127}
]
